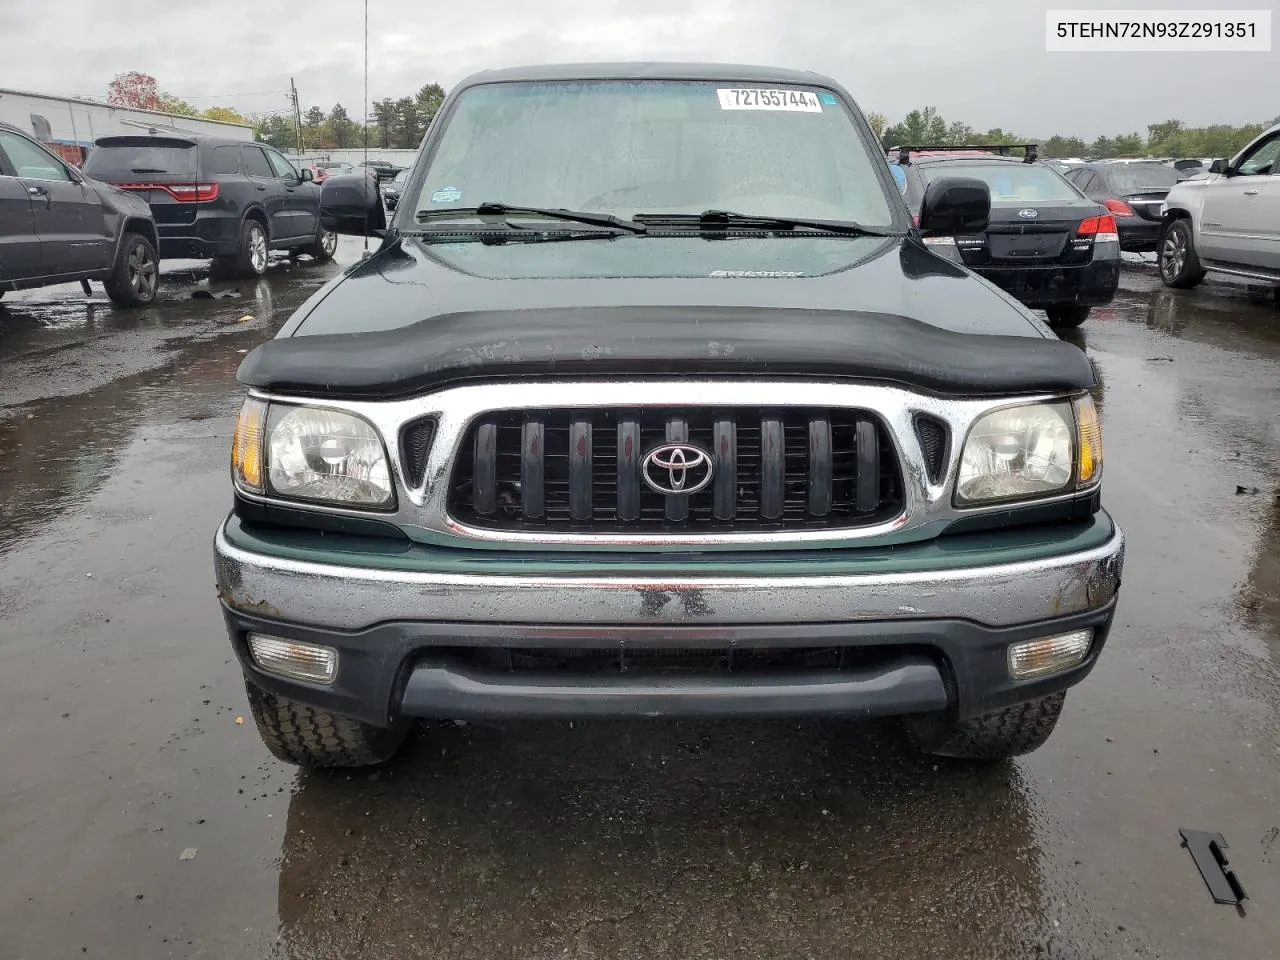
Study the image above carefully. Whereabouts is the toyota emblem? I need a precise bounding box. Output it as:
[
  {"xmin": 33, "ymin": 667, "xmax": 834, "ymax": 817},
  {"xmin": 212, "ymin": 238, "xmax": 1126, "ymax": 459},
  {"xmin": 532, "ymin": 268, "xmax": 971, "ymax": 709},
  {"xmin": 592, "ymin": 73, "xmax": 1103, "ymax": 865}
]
[
  {"xmin": 642, "ymin": 443, "xmax": 714, "ymax": 496},
  {"xmin": 1018, "ymin": 208, "xmax": 1039, "ymax": 220}
]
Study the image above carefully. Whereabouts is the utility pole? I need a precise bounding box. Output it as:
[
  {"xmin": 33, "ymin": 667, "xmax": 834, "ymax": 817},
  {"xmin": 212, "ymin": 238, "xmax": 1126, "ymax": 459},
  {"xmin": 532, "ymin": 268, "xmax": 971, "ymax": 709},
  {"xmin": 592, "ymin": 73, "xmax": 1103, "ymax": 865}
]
[{"xmin": 289, "ymin": 78, "xmax": 304, "ymax": 154}]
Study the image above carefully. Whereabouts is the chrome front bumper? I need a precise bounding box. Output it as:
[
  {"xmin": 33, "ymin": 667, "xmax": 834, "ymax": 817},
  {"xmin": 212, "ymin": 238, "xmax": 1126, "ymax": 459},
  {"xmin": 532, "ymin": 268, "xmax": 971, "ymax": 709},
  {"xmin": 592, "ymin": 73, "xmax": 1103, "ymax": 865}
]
[{"xmin": 214, "ymin": 521, "xmax": 1124, "ymax": 632}]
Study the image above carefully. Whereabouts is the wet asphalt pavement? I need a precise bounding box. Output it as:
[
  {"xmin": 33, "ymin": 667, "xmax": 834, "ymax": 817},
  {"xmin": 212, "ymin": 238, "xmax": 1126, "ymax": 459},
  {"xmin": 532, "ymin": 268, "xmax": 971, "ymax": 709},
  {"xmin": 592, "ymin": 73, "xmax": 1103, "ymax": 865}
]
[{"xmin": 1, "ymin": 242, "xmax": 1278, "ymax": 960}]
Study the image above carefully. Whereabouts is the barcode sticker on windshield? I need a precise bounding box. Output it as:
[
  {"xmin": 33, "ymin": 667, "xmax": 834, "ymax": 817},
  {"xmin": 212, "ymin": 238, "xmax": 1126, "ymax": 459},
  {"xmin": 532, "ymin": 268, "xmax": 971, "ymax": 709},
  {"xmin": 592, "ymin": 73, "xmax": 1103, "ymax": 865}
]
[{"xmin": 716, "ymin": 88, "xmax": 823, "ymax": 112}]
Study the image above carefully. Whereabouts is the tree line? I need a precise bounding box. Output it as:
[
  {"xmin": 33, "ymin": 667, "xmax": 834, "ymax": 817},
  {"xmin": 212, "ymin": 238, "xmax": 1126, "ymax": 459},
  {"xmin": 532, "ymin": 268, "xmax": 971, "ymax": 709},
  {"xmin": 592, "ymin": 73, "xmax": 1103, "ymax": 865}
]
[
  {"xmin": 871, "ymin": 106, "xmax": 1278, "ymax": 159},
  {"xmin": 107, "ymin": 74, "xmax": 1274, "ymax": 161},
  {"xmin": 104, "ymin": 72, "xmax": 444, "ymax": 153},
  {"xmin": 253, "ymin": 85, "xmax": 446, "ymax": 151}
]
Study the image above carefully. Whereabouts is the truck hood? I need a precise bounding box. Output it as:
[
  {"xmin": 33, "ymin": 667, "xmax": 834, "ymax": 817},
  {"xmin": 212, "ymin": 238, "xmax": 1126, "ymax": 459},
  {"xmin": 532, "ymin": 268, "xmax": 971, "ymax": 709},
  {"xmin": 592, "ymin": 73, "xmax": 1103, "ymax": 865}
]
[{"xmin": 241, "ymin": 232, "xmax": 1094, "ymax": 398}]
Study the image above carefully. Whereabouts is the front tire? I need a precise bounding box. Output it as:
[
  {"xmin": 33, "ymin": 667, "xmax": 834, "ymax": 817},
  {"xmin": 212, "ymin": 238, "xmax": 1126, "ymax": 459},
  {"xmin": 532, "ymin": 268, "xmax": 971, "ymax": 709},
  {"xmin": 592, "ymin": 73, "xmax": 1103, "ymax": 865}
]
[
  {"xmin": 245, "ymin": 681, "xmax": 408, "ymax": 768},
  {"xmin": 1159, "ymin": 218, "xmax": 1206, "ymax": 289},
  {"xmin": 1044, "ymin": 304, "xmax": 1090, "ymax": 329},
  {"xmin": 232, "ymin": 219, "xmax": 269, "ymax": 278},
  {"xmin": 905, "ymin": 692, "xmax": 1066, "ymax": 760},
  {"xmin": 103, "ymin": 232, "xmax": 159, "ymax": 307}
]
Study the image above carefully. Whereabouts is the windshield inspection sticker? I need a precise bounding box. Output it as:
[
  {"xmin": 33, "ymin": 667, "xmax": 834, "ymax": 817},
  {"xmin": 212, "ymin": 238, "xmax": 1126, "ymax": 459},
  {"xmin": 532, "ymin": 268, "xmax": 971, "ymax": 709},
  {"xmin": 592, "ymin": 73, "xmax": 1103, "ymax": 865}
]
[
  {"xmin": 716, "ymin": 88, "xmax": 823, "ymax": 112},
  {"xmin": 430, "ymin": 185, "xmax": 462, "ymax": 203}
]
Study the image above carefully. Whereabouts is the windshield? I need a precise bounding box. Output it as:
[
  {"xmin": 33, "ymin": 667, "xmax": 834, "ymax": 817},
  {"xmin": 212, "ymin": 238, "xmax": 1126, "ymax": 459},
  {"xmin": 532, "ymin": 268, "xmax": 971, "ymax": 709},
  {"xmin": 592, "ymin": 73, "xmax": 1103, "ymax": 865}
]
[
  {"xmin": 1104, "ymin": 163, "xmax": 1183, "ymax": 193},
  {"xmin": 408, "ymin": 79, "xmax": 896, "ymax": 226},
  {"xmin": 920, "ymin": 162, "xmax": 1080, "ymax": 203}
]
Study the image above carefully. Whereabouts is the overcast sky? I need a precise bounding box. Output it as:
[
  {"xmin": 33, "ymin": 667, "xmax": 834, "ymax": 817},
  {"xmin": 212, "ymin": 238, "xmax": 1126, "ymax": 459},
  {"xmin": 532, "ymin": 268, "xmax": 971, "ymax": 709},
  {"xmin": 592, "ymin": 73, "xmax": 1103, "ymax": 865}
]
[{"xmin": 0, "ymin": 0, "xmax": 1274, "ymax": 138}]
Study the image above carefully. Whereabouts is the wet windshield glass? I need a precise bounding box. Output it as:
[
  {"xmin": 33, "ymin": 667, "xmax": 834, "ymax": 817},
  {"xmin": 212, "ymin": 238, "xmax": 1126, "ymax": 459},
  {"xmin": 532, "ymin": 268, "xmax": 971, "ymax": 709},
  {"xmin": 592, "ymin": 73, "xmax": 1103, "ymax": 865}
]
[
  {"xmin": 1104, "ymin": 163, "xmax": 1183, "ymax": 192},
  {"xmin": 409, "ymin": 80, "xmax": 895, "ymax": 226},
  {"xmin": 920, "ymin": 162, "xmax": 1080, "ymax": 203}
]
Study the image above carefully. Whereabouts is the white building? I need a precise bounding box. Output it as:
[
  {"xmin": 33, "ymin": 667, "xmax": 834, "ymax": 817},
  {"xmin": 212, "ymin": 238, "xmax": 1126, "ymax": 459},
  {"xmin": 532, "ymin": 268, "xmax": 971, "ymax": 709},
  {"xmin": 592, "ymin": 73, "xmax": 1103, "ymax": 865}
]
[{"xmin": 0, "ymin": 88, "xmax": 253, "ymax": 164}]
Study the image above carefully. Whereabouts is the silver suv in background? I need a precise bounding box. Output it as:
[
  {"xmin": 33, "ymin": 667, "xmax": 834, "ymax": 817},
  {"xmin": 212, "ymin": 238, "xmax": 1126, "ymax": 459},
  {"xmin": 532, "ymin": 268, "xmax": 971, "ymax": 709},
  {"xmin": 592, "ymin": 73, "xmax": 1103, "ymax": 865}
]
[{"xmin": 1159, "ymin": 122, "xmax": 1280, "ymax": 289}]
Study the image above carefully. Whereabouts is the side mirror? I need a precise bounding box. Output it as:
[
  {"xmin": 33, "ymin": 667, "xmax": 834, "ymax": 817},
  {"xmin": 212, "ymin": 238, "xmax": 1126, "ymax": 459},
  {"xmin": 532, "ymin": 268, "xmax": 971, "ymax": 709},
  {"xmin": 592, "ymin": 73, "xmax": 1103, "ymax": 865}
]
[
  {"xmin": 319, "ymin": 173, "xmax": 388, "ymax": 236},
  {"xmin": 300, "ymin": 167, "xmax": 314, "ymax": 182},
  {"xmin": 1208, "ymin": 158, "xmax": 1229, "ymax": 175},
  {"xmin": 918, "ymin": 176, "xmax": 990, "ymax": 234}
]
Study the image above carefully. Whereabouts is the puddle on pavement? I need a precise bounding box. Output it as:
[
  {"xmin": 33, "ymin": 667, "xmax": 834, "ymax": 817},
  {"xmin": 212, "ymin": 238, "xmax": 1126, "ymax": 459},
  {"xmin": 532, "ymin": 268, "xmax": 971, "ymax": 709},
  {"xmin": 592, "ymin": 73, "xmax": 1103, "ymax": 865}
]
[{"xmin": 0, "ymin": 256, "xmax": 348, "ymax": 553}]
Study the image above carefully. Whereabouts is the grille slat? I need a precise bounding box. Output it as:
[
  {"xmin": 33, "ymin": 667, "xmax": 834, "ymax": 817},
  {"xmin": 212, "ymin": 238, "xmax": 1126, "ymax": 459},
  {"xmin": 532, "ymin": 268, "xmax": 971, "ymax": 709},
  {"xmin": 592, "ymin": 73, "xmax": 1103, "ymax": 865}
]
[
  {"xmin": 808, "ymin": 416, "xmax": 833, "ymax": 517},
  {"xmin": 472, "ymin": 422, "xmax": 497, "ymax": 515},
  {"xmin": 520, "ymin": 416, "xmax": 545, "ymax": 519},
  {"xmin": 617, "ymin": 417, "xmax": 641, "ymax": 521},
  {"xmin": 854, "ymin": 416, "xmax": 879, "ymax": 514},
  {"xmin": 760, "ymin": 417, "xmax": 785, "ymax": 521},
  {"xmin": 450, "ymin": 407, "xmax": 903, "ymax": 533},
  {"xmin": 569, "ymin": 419, "xmax": 592, "ymax": 522},
  {"xmin": 713, "ymin": 417, "xmax": 737, "ymax": 520}
]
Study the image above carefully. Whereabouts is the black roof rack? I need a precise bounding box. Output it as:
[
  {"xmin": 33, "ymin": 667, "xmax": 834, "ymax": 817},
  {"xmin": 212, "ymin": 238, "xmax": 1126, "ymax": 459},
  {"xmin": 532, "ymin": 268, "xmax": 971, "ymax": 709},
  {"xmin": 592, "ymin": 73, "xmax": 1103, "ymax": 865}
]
[{"xmin": 892, "ymin": 143, "xmax": 1039, "ymax": 165}]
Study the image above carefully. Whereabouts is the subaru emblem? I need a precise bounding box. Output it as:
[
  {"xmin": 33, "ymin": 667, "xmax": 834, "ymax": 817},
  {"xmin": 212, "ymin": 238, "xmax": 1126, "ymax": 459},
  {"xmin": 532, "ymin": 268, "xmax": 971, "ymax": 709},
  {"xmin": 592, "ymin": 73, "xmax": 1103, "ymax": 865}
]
[{"xmin": 1018, "ymin": 208, "xmax": 1039, "ymax": 220}]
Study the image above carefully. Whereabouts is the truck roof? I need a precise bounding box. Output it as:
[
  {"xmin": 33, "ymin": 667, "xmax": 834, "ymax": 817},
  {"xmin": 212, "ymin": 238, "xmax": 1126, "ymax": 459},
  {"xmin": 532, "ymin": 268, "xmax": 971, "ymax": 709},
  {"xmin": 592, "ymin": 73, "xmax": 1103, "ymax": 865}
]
[{"xmin": 456, "ymin": 62, "xmax": 838, "ymax": 88}]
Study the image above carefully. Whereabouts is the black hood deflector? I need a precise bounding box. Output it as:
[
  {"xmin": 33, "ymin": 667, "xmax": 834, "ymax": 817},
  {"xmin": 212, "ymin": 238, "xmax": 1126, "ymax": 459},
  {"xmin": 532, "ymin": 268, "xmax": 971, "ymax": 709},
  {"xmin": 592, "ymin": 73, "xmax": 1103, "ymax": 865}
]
[{"xmin": 238, "ymin": 306, "xmax": 1095, "ymax": 398}]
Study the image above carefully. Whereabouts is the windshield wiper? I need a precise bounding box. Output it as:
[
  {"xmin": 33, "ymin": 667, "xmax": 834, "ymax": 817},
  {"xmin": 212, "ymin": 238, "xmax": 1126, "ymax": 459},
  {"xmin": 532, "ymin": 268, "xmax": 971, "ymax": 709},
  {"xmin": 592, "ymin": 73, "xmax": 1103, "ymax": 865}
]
[
  {"xmin": 400, "ymin": 229, "xmax": 624, "ymax": 246},
  {"xmin": 129, "ymin": 167, "xmax": 169, "ymax": 174},
  {"xmin": 417, "ymin": 202, "xmax": 646, "ymax": 234},
  {"xmin": 633, "ymin": 209, "xmax": 894, "ymax": 236}
]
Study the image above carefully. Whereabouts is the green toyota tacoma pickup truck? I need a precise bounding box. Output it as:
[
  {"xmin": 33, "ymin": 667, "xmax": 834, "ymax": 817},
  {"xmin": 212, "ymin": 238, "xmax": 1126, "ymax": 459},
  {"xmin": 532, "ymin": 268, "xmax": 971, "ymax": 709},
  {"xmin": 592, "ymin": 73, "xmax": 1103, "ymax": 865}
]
[{"xmin": 214, "ymin": 63, "xmax": 1124, "ymax": 768}]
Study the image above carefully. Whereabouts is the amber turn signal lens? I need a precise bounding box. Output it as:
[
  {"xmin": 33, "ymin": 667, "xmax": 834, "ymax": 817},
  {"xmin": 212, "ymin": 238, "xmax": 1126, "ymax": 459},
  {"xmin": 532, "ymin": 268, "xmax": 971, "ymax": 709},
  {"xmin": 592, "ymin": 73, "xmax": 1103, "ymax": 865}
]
[
  {"xmin": 1074, "ymin": 394, "xmax": 1102, "ymax": 487},
  {"xmin": 231, "ymin": 397, "xmax": 268, "ymax": 494}
]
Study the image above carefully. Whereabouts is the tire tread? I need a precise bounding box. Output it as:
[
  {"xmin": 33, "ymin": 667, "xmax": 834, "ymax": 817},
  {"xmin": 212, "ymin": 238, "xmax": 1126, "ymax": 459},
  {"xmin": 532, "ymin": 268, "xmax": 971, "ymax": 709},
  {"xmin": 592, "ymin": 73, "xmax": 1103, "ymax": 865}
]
[
  {"xmin": 245, "ymin": 681, "xmax": 405, "ymax": 768},
  {"xmin": 909, "ymin": 692, "xmax": 1066, "ymax": 759}
]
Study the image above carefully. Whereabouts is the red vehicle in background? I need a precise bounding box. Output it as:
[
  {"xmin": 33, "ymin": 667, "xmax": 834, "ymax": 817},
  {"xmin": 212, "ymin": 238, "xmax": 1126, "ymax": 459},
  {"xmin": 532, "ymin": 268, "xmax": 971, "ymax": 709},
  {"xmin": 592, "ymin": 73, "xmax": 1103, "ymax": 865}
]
[{"xmin": 305, "ymin": 161, "xmax": 355, "ymax": 184}]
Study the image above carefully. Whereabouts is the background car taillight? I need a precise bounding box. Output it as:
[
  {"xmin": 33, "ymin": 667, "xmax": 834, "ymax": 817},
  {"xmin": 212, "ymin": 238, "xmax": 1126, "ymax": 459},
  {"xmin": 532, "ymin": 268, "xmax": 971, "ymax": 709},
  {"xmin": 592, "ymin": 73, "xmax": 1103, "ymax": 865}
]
[
  {"xmin": 1076, "ymin": 214, "xmax": 1119, "ymax": 243},
  {"xmin": 165, "ymin": 183, "xmax": 219, "ymax": 202},
  {"xmin": 1102, "ymin": 198, "xmax": 1136, "ymax": 217},
  {"xmin": 114, "ymin": 182, "xmax": 218, "ymax": 202}
]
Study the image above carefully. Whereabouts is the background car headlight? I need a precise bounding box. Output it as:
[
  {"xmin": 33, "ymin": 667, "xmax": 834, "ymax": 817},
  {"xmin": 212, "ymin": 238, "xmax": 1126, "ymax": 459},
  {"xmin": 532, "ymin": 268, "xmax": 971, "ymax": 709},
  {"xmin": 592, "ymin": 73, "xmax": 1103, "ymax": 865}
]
[
  {"xmin": 956, "ymin": 401, "xmax": 1074, "ymax": 505},
  {"xmin": 266, "ymin": 404, "xmax": 393, "ymax": 507}
]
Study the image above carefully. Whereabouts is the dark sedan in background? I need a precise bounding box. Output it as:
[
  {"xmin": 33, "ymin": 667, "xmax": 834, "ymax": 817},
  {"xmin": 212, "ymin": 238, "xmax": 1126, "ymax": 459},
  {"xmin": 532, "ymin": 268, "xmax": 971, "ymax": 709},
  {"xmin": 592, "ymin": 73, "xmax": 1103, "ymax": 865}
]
[
  {"xmin": 890, "ymin": 145, "xmax": 1119, "ymax": 328},
  {"xmin": 1062, "ymin": 161, "xmax": 1186, "ymax": 252},
  {"xmin": 381, "ymin": 168, "xmax": 409, "ymax": 209}
]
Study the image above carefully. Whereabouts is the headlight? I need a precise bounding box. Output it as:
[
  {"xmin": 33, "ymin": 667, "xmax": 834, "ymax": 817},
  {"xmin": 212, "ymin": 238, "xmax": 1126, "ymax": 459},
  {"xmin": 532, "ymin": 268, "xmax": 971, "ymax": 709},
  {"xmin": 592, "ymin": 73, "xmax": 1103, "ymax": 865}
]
[
  {"xmin": 956, "ymin": 400, "xmax": 1082, "ymax": 505},
  {"xmin": 231, "ymin": 399, "xmax": 394, "ymax": 508}
]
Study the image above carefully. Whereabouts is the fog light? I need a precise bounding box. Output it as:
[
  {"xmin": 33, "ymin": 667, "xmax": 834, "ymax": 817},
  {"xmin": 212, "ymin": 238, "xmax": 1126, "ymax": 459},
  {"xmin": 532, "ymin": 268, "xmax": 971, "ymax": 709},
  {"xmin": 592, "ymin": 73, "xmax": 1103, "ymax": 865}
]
[
  {"xmin": 1008, "ymin": 629, "xmax": 1092, "ymax": 680},
  {"xmin": 248, "ymin": 633, "xmax": 338, "ymax": 684}
]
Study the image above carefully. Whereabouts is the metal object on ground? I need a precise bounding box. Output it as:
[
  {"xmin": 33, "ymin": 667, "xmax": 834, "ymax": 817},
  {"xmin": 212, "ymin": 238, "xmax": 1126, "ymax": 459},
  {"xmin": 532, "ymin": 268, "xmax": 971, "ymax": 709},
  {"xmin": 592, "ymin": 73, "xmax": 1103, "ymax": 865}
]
[{"xmin": 1179, "ymin": 829, "xmax": 1247, "ymax": 905}]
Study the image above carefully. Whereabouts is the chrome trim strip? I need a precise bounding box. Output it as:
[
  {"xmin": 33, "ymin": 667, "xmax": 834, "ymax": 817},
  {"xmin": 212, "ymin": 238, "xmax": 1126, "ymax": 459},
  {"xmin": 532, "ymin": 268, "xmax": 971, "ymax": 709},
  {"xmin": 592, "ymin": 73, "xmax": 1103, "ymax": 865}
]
[
  {"xmin": 214, "ymin": 522, "xmax": 1124, "ymax": 631},
  {"xmin": 1199, "ymin": 260, "xmax": 1280, "ymax": 284},
  {"xmin": 241, "ymin": 379, "xmax": 1089, "ymax": 550}
]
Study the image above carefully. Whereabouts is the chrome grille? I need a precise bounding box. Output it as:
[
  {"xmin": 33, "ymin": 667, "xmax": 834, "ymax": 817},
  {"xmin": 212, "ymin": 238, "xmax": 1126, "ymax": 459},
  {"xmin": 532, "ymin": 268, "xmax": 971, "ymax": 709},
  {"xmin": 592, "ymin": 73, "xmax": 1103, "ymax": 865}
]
[{"xmin": 448, "ymin": 408, "xmax": 903, "ymax": 531}]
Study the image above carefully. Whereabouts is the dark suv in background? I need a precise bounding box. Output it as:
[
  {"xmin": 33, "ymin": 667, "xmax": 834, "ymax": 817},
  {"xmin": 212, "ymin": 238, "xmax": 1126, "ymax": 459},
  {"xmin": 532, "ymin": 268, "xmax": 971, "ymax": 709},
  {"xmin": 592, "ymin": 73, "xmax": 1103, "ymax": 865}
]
[
  {"xmin": 82, "ymin": 135, "xmax": 336, "ymax": 278},
  {"xmin": 890, "ymin": 145, "xmax": 1119, "ymax": 328},
  {"xmin": 0, "ymin": 121, "xmax": 159, "ymax": 307}
]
